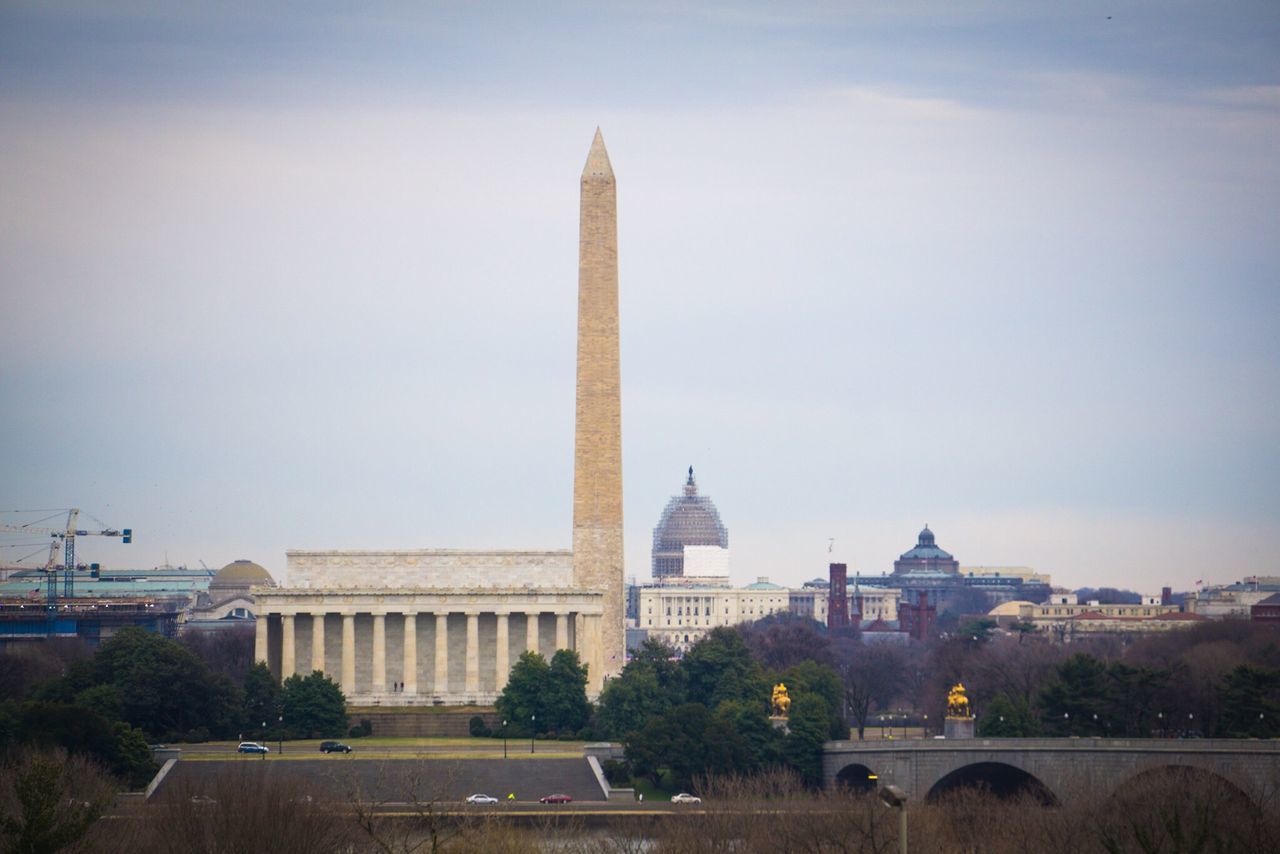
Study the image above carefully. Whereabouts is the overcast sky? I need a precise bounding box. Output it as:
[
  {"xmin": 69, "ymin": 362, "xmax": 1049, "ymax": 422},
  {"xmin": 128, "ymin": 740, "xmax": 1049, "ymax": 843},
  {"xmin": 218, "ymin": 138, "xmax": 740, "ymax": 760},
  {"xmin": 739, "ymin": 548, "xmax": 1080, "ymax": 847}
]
[{"xmin": 2, "ymin": 2, "xmax": 1277, "ymax": 593}]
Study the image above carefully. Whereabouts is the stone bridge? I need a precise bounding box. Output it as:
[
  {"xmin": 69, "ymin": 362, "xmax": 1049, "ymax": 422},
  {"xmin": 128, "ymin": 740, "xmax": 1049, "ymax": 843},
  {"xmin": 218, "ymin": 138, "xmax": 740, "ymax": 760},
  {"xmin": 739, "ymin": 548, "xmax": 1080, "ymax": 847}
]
[{"xmin": 823, "ymin": 738, "xmax": 1280, "ymax": 804}]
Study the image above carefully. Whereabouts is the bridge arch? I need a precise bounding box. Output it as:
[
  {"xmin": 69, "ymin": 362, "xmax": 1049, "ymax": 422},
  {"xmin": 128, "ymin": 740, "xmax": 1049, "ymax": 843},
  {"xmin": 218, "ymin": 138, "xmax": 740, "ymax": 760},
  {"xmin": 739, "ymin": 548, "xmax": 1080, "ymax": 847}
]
[
  {"xmin": 926, "ymin": 761, "xmax": 1058, "ymax": 805},
  {"xmin": 834, "ymin": 763, "xmax": 878, "ymax": 793},
  {"xmin": 1114, "ymin": 763, "xmax": 1255, "ymax": 805}
]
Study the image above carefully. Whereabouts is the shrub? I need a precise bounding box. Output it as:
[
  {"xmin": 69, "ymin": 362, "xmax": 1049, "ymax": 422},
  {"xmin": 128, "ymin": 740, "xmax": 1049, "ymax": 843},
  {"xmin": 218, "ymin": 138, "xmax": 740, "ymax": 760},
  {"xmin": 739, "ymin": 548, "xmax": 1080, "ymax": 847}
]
[
  {"xmin": 602, "ymin": 759, "xmax": 631, "ymax": 786},
  {"xmin": 468, "ymin": 715, "xmax": 491, "ymax": 737}
]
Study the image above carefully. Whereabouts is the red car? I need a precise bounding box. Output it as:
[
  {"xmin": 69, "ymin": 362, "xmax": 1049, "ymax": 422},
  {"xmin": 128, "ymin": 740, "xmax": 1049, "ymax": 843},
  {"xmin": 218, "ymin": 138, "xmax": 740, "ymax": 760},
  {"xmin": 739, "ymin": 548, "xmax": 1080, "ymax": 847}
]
[{"xmin": 539, "ymin": 794, "xmax": 573, "ymax": 804}]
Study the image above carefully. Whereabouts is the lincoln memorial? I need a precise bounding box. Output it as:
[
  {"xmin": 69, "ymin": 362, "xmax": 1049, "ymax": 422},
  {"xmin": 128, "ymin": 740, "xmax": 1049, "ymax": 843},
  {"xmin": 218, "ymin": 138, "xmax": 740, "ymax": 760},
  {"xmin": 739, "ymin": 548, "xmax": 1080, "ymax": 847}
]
[{"xmin": 253, "ymin": 550, "xmax": 604, "ymax": 705}]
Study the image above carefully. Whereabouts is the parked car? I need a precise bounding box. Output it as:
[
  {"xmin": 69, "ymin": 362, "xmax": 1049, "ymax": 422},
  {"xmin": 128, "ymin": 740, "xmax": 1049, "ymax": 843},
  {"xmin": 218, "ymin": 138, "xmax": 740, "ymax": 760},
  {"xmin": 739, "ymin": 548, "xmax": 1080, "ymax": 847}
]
[
  {"xmin": 539, "ymin": 793, "xmax": 573, "ymax": 804},
  {"xmin": 319, "ymin": 741, "xmax": 353, "ymax": 753},
  {"xmin": 465, "ymin": 793, "xmax": 499, "ymax": 805},
  {"xmin": 237, "ymin": 742, "xmax": 269, "ymax": 754},
  {"xmin": 671, "ymin": 792, "xmax": 702, "ymax": 804}
]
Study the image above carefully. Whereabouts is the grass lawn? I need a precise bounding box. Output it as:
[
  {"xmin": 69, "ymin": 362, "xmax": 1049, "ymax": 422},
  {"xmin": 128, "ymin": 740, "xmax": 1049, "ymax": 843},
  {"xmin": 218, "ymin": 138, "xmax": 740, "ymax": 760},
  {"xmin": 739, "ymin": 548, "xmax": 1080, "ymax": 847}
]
[{"xmin": 631, "ymin": 777, "xmax": 676, "ymax": 802}]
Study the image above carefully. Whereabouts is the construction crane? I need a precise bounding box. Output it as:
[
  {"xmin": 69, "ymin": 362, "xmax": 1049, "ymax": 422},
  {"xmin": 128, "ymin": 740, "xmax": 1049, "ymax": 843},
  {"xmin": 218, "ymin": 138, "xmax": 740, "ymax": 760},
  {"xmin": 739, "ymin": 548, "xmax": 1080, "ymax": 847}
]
[{"xmin": 0, "ymin": 509, "xmax": 132, "ymax": 616}]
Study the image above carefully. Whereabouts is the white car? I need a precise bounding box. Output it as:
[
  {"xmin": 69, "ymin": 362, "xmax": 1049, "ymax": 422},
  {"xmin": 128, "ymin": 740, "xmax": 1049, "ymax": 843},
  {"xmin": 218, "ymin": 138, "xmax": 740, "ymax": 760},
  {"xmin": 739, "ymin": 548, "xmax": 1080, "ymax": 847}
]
[
  {"xmin": 671, "ymin": 792, "xmax": 702, "ymax": 804},
  {"xmin": 465, "ymin": 793, "xmax": 499, "ymax": 805}
]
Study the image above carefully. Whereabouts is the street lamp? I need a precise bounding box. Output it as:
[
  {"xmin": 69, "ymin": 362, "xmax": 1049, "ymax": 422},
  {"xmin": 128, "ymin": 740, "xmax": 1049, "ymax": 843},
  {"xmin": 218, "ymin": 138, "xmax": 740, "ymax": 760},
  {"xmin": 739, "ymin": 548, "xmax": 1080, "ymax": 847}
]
[
  {"xmin": 879, "ymin": 784, "xmax": 908, "ymax": 854},
  {"xmin": 261, "ymin": 721, "xmax": 267, "ymax": 760},
  {"xmin": 503, "ymin": 719, "xmax": 508, "ymax": 759},
  {"xmin": 278, "ymin": 714, "xmax": 283, "ymax": 755},
  {"xmin": 530, "ymin": 715, "xmax": 536, "ymax": 754}
]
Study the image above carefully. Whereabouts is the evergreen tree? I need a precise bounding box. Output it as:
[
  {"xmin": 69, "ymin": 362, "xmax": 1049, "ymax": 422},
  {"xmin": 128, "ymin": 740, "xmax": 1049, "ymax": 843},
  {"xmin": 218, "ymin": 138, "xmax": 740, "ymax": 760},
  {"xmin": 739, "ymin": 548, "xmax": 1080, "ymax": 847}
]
[
  {"xmin": 281, "ymin": 671, "xmax": 347, "ymax": 739},
  {"xmin": 544, "ymin": 649, "xmax": 592, "ymax": 735},
  {"xmin": 597, "ymin": 669, "xmax": 671, "ymax": 740},
  {"xmin": 780, "ymin": 660, "xmax": 847, "ymax": 739},
  {"xmin": 70, "ymin": 627, "xmax": 241, "ymax": 740},
  {"xmin": 1040, "ymin": 653, "xmax": 1110, "ymax": 735},
  {"xmin": 977, "ymin": 693, "xmax": 1040, "ymax": 737},
  {"xmin": 715, "ymin": 698, "xmax": 784, "ymax": 772},
  {"xmin": 495, "ymin": 651, "xmax": 550, "ymax": 735},
  {"xmin": 1217, "ymin": 664, "xmax": 1280, "ymax": 738},
  {"xmin": 683, "ymin": 627, "xmax": 769, "ymax": 710},
  {"xmin": 597, "ymin": 638, "xmax": 685, "ymax": 739},
  {"xmin": 0, "ymin": 753, "xmax": 108, "ymax": 853},
  {"xmin": 784, "ymin": 693, "xmax": 831, "ymax": 788},
  {"xmin": 242, "ymin": 661, "xmax": 282, "ymax": 735}
]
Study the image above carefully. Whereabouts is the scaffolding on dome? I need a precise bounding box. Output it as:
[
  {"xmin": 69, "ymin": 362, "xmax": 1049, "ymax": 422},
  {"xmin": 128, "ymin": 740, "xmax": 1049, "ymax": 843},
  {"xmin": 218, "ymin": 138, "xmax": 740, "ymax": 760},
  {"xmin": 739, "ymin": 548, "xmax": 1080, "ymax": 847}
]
[{"xmin": 651, "ymin": 467, "xmax": 729, "ymax": 581}]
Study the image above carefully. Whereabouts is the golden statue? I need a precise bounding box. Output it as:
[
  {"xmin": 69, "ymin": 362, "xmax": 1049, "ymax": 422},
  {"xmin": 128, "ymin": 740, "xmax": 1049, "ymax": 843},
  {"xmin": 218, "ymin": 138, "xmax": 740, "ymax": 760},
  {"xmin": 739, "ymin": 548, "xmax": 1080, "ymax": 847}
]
[
  {"xmin": 771, "ymin": 683, "xmax": 791, "ymax": 718},
  {"xmin": 946, "ymin": 683, "xmax": 972, "ymax": 719}
]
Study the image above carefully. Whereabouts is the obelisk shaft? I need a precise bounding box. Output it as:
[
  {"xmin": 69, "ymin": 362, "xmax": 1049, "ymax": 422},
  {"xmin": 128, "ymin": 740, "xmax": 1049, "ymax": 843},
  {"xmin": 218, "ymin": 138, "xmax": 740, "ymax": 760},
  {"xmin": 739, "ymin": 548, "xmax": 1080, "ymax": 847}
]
[{"xmin": 573, "ymin": 129, "xmax": 623, "ymax": 693}]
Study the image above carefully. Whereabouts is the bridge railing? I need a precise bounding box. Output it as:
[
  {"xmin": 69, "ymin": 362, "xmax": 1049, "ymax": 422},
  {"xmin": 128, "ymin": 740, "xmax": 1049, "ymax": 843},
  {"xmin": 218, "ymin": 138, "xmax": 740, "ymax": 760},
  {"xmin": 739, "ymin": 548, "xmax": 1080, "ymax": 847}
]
[{"xmin": 826, "ymin": 737, "xmax": 1280, "ymax": 753}]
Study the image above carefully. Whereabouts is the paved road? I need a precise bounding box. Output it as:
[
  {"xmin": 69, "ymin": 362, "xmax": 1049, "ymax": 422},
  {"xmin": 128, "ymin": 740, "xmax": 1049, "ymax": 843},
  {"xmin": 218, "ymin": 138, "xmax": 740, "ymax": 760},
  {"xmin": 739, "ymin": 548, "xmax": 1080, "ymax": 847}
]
[
  {"xmin": 159, "ymin": 757, "xmax": 606, "ymax": 805},
  {"xmin": 178, "ymin": 740, "xmax": 585, "ymax": 759}
]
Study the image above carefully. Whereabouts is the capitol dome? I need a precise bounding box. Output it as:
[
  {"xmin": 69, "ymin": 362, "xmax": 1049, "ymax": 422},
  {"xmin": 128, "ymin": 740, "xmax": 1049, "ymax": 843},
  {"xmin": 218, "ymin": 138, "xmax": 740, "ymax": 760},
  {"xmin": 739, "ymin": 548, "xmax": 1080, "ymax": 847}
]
[
  {"xmin": 651, "ymin": 467, "xmax": 729, "ymax": 580},
  {"xmin": 210, "ymin": 559, "xmax": 275, "ymax": 590}
]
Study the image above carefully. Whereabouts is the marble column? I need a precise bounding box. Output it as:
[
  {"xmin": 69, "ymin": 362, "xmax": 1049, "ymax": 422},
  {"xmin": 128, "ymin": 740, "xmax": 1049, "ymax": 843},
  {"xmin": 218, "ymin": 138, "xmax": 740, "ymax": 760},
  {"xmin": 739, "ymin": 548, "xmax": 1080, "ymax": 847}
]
[
  {"xmin": 281, "ymin": 614, "xmax": 296, "ymax": 679},
  {"xmin": 372, "ymin": 613, "xmax": 387, "ymax": 694},
  {"xmin": 555, "ymin": 612, "xmax": 569, "ymax": 651},
  {"xmin": 434, "ymin": 612, "xmax": 449, "ymax": 695},
  {"xmin": 403, "ymin": 613, "xmax": 418, "ymax": 696},
  {"xmin": 254, "ymin": 613, "xmax": 268, "ymax": 664},
  {"xmin": 311, "ymin": 612, "xmax": 325, "ymax": 675},
  {"xmin": 341, "ymin": 614, "xmax": 356, "ymax": 696},
  {"xmin": 465, "ymin": 612, "xmax": 480, "ymax": 694},
  {"xmin": 495, "ymin": 613, "xmax": 510, "ymax": 692},
  {"xmin": 526, "ymin": 612, "xmax": 540, "ymax": 655}
]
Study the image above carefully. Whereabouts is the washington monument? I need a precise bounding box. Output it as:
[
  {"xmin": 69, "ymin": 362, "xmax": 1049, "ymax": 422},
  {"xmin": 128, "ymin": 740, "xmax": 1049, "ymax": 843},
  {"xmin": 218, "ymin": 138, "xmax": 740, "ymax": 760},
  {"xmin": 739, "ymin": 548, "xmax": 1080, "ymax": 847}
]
[{"xmin": 573, "ymin": 129, "xmax": 624, "ymax": 686}]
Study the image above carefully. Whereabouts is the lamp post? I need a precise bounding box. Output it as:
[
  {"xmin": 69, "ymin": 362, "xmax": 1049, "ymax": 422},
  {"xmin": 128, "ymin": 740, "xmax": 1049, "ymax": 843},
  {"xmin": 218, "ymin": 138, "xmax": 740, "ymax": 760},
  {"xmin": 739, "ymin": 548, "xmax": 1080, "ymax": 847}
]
[
  {"xmin": 530, "ymin": 715, "xmax": 536, "ymax": 754},
  {"xmin": 922, "ymin": 714, "xmax": 928, "ymax": 738},
  {"xmin": 879, "ymin": 784, "xmax": 908, "ymax": 854},
  {"xmin": 261, "ymin": 721, "xmax": 267, "ymax": 760},
  {"xmin": 1157, "ymin": 712, "xmax": 1164, "ymax": 737},
  {"xmin": 503, "ymin": 720, "xmax": 508, "ymax": 759},
  {"xmin": 278, "ymin": 714, "xmax": 283, "ymax": 755}
]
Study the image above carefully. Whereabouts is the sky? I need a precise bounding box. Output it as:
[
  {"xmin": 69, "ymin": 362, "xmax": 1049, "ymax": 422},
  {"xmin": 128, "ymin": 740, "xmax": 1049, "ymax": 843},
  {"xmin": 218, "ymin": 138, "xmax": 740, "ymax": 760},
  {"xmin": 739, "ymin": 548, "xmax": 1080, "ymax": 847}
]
[{"xmin": 2, "ymin": 2, "xmax": 1278, "ymax": 593}]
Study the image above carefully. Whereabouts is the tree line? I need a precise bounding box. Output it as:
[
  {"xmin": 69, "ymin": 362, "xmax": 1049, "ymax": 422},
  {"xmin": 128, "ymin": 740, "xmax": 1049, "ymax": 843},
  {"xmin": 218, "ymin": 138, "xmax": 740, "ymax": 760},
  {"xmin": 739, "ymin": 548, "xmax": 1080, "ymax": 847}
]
[
  {"xmin": 0, "ymin": 627, "xmax": 348, "ymax": 788},
  {"xmin": 494, "ymin": 613, "xmax": 1279, "ymax": 793}
]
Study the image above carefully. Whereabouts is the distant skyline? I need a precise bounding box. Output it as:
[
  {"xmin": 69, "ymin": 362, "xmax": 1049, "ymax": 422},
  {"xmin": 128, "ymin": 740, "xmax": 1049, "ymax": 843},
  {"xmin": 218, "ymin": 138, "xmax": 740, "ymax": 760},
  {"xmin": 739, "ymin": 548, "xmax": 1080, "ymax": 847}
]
[{"xmin": 2, "ymin": 2, "xmax": 1277, "ymax": 592}]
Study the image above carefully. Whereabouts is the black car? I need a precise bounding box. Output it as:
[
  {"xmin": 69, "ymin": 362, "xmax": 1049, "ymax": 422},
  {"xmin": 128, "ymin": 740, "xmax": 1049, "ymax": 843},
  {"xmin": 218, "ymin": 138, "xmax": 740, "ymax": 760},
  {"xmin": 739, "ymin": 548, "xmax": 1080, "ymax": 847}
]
[{"xmin": 319, "ymin": 741, "xmax": 353, "ymax": 754}]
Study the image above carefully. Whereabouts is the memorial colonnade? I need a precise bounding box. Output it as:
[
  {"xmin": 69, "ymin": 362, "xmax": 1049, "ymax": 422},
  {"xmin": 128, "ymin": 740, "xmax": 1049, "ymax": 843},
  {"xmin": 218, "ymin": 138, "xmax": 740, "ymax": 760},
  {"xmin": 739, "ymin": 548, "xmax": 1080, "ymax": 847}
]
[{"xmin": 253, "ymin": 592, "xmax": 603, "ymax": 705}]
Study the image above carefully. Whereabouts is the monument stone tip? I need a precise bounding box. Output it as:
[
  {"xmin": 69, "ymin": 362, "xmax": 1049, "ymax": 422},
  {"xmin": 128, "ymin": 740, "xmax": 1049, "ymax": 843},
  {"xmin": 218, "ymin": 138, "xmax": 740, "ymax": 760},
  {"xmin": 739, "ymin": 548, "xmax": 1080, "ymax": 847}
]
[{"xmin": 583, "ymin": 128, "xmax": 613, "ymax": 178}]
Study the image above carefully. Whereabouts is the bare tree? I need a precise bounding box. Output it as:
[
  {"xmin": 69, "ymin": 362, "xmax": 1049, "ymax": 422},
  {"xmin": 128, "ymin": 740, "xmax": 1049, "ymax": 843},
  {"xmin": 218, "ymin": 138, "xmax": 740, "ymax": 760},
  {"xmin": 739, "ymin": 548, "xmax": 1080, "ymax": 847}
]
[
  {"xmin": 0, "ymin": 747, "xmax": 117, "ymax": 854},
  {"xmin": 836, "ymin": 642, "xmax": 906, "ymax": 739},
  {"xmin": 116, "ymin": 763, "xmax": 352, "ymax": 854},
  {"xmin": 342, "ymin": 759, "xmax": 479, "ymax": 854},
  {"xmin": 179, "ymin": 628, "xmax": 256, "ymax": 686}
]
